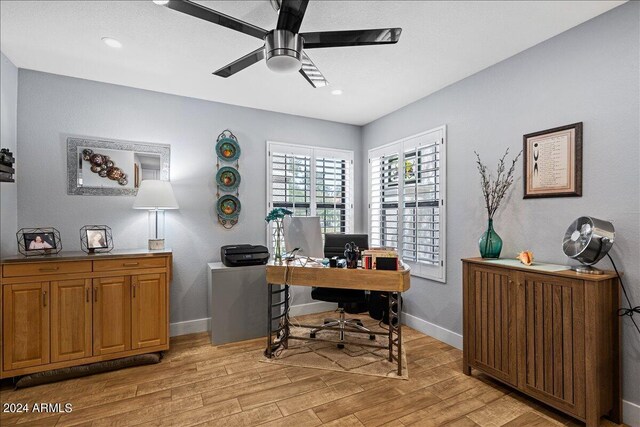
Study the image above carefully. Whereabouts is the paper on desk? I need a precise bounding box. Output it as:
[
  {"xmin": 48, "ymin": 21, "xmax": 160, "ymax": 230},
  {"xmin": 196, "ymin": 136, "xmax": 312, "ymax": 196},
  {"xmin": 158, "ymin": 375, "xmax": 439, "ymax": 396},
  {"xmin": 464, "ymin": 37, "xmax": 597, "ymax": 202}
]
[{"xmin": 482, "ymin": 258, "xmax": 570, "ymax": 272}]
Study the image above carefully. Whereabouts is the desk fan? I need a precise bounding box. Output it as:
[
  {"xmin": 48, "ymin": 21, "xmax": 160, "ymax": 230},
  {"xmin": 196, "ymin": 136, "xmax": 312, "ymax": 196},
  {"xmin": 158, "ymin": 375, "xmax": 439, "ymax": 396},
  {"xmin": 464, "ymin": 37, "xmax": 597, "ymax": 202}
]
[{"xmin": 562, "ymin": 216, "xmax": 615, "ymax": 274}]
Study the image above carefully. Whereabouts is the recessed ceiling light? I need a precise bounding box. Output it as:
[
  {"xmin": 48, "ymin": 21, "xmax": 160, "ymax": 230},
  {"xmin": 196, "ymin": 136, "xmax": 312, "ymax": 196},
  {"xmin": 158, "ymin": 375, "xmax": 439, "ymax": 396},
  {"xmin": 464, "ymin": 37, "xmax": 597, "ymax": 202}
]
[
  {"xmin": 331, "ymin": 89, "xmax": 343, "ymax": 96},
  {"xmin": 153, "ymin": 0, "xmax": 170, "ymax": 5},
  {"xmin": 101, "ymin": 37, "xmax": 122, "ymax": 48}
]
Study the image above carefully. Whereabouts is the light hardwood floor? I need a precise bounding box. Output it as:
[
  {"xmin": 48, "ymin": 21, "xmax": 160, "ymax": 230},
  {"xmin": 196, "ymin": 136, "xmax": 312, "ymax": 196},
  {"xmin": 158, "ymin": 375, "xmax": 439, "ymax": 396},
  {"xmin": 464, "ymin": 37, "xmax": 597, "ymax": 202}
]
[{"xmin": 0, "ymin": 312, "xmax": 626, "ymax": 427}]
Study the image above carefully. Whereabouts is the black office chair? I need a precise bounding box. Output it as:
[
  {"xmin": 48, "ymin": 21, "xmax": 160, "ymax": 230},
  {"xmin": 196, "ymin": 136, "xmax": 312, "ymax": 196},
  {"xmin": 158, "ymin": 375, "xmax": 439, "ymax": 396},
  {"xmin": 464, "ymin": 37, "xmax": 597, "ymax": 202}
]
[{"xmin": 310, "ymin": 233, "xmax": 375, "ymax": 348}]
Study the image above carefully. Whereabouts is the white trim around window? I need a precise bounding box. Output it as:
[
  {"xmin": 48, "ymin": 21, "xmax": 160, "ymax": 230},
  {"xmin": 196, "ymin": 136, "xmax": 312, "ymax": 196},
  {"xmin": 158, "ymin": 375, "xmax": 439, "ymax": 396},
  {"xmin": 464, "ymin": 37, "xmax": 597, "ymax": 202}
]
[{"xmin": 368, "ymin": 125, "xmax": 447, "ymax": 282}]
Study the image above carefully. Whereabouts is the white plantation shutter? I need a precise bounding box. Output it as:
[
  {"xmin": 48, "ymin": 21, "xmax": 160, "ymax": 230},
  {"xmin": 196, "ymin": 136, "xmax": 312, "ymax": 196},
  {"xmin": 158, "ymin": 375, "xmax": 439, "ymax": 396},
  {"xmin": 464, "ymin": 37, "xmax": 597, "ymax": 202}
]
[
  {"xmin": 369, "ymin": 146, "xmax": 400, "ymax": 250},
  {"xmin": 369, "ymin": 126, "xmax": 446, "ymax": 282},
  {"xmin": 270, "ymin": 150, "xmax": 312, "ymax": 216},
  {"xmin": 267, "ymin": 142, "xmax": 354, "ymax": 252},
  {"xmin": 315, "ymin": 153, "xmax": 352, "ymax": 234}
]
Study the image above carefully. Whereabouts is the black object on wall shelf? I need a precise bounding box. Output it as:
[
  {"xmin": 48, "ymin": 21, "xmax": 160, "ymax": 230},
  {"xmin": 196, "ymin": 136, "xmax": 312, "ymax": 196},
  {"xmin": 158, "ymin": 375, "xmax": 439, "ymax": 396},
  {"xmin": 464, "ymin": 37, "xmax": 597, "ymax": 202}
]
[{"xmin": 0, "ymin": 148, "xmax": 16, "ymax": 183}]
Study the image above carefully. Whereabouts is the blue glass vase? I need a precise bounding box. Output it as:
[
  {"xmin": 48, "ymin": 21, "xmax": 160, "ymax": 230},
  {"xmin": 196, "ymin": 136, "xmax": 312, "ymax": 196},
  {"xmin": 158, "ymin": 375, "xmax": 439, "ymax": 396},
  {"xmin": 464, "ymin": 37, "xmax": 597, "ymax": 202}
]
[{"xmin": 479, "ymin": 219, "xmax": 502, "ymax": 259}]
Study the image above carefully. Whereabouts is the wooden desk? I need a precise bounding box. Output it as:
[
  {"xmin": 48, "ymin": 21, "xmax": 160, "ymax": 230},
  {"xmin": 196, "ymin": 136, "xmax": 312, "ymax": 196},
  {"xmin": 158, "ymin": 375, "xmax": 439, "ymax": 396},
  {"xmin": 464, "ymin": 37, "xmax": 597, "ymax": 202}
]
[{"xmin": 265, "ymin": 262, "xmax": 410, "ymax": 375}]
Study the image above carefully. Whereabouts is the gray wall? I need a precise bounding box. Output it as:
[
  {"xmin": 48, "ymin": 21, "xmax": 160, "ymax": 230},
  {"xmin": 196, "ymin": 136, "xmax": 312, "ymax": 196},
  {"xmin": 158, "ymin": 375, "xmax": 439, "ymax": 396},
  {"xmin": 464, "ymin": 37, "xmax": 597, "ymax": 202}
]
[
  {"xmin": 361, "ymin": 2, "xmax": 639, "ymax": 406},
  {"xmin": 16, "ymin": 70, "xmax": 362, "ymax": 322},
  {"xmin": 0, "ymin": 52, "xmax": 18, "ymax": 257}
]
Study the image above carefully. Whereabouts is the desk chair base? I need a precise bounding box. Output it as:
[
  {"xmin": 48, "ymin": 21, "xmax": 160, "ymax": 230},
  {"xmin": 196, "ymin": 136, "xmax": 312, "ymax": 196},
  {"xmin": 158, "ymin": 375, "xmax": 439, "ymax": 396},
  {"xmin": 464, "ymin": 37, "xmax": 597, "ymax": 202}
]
[{"xmin": 309, "ymin": 308, "xmax": 376, "ymax": 346}]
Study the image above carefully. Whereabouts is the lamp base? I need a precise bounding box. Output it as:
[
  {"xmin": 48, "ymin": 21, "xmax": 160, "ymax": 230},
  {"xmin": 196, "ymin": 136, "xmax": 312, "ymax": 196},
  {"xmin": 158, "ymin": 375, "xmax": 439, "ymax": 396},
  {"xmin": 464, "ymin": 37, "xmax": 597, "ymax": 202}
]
[
  {"xmin": 572, "ymin": 265, "xmax": 604, "ymax": 275},
  {"xmin": 148, "ymin": 239, "xmax": 165, "ymax": 251}
]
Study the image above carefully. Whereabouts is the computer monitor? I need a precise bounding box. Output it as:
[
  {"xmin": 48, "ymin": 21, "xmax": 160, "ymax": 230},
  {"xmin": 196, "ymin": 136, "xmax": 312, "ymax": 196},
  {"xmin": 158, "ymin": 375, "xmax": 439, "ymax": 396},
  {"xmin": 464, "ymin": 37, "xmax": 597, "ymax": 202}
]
[
  {"xmin": 283, "ymin": 216, "xmax": 324, "ymax": 259},
  {"xmin": 324, "ymin": 234, "xmax": 369, "ymax": 259}
]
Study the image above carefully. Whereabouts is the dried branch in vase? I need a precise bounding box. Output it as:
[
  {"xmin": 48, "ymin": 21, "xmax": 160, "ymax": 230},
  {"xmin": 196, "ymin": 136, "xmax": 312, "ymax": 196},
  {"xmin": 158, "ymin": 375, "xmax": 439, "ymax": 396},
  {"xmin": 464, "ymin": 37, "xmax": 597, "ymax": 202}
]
[{"xmin": 474, "ymin": 148, "xmax": 522, "ymax": 219}]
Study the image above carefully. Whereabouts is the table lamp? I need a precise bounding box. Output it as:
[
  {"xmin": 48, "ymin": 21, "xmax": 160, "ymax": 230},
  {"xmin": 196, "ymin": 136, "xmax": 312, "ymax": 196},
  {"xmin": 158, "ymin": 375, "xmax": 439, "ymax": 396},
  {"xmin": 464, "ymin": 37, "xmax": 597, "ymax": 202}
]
[{"xmin": 132, "ymin": 180, "xmax": 179, "ymax": 250}]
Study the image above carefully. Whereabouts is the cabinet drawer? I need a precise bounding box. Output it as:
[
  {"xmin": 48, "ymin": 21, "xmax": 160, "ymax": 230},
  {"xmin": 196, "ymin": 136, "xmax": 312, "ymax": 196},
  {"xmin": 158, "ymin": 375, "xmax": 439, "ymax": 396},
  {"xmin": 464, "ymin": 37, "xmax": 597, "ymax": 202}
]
[
  {"xmin": 3, "ymin": 261, "xmax": 92, "ymax": 278},
  {"xmin": 93, "ymin": 257, "xmax": 166, "ymax": 272}
]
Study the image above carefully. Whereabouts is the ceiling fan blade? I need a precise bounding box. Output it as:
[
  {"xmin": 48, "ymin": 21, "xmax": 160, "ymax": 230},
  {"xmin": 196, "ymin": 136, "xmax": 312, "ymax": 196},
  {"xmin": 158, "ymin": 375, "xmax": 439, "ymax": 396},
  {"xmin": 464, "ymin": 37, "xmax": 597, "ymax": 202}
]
[
  {"xmin": 299, "ymin": 52, "xmax": 328, "ymax": 88},
  {"xmin": 166, "ymin": 0, "xmax": 268, "ymax": 40},
  {"xmin": 213, "ymin": 46, "xmax": 265, "ymax": 78},
  {"xmin": 301, "ymin": 28, "xmax": 402, "ymax": 49},
  {"xmin": 276, "ymin": 0, "xmax": 309, "ymax": 34}
]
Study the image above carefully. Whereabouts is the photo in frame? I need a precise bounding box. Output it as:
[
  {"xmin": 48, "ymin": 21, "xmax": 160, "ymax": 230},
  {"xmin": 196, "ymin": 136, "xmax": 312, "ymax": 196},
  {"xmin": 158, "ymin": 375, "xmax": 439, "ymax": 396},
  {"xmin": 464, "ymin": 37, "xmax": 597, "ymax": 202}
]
[
  {"xmin": 16, "ymin": 227, "xmax": 63, "ymax": 256},
  {"xmin": 523, "ymin": 122, "xmax": 582, "ymax": 198},
  {"xmin": 80, "ymin": 225, "xmax": 114, "ymax": 254}
]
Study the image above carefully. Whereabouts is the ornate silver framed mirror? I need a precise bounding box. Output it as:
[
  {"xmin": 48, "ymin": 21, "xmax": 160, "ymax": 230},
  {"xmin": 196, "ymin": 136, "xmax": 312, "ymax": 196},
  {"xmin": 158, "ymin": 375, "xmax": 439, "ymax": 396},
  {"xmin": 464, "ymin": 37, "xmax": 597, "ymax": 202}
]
[{"xmin": 67, "ymin": 136, "xmax": 171, "ymax": 196}]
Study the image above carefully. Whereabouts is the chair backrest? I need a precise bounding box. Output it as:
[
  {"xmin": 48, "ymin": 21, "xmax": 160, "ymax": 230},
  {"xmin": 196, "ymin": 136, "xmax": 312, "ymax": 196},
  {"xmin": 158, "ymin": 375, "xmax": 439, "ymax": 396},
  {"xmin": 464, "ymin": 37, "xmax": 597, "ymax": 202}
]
[{"xmin": 324, "ymin": 234, "xmax": 369, "ymax": 259}]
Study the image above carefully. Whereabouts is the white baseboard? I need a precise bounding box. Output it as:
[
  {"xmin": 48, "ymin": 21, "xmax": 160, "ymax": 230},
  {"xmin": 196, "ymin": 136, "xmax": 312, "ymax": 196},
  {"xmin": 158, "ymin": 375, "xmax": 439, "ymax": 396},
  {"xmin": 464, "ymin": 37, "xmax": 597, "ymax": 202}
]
[
  {"xmin": 170, "ymin": 317, "xmax": 210, "ymax": 337},
  {"xmin": 402, "ymin": 312, "xmax": 463, "ymax": 349},
  {"xmin": 289, "ymin": 301, "xmax": 338, "ymax": 317},
  {"xmin": 624, "ymin": 399, "xmax": 640, "ymax": 427}
]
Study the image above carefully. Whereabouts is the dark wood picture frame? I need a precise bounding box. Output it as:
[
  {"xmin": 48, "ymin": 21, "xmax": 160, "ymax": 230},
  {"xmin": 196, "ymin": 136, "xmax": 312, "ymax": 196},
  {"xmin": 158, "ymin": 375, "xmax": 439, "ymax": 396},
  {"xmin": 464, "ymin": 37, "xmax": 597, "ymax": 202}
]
[{"xmin": 523, "ymin": 122, "xmax": 582, "ymax": 199}]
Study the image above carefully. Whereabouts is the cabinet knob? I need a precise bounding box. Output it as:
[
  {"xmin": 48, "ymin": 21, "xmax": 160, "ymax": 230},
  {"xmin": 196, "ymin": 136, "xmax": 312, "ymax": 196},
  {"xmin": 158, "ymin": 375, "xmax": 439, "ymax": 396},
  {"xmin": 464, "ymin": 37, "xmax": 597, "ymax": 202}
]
[
  {"xmin": 43, "ymin": 290, "xmax": 47, "ymax": 307},
  {"xmin": 123, "ymin": 262, "xmax": 139, "ymax": 267},
  {"xmin": 39, "ymin": 267, "xmax": 59, "ymax": 272}
]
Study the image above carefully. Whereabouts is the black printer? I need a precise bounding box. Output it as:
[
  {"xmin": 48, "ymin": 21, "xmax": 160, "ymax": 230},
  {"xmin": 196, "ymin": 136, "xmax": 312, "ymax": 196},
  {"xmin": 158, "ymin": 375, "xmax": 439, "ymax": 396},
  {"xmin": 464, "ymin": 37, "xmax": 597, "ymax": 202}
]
[{"xmin": 221, "ymin": 244, "xmax": 270, "ymax": 267}]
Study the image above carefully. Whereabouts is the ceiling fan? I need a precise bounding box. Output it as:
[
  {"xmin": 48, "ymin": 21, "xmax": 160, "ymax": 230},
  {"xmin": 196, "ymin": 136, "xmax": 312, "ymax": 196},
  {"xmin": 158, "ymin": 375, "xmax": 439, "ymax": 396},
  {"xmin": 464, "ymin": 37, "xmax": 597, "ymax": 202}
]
[{"xmin": 156, "ymin": 0, "xmax": 402, "ymax": 88}]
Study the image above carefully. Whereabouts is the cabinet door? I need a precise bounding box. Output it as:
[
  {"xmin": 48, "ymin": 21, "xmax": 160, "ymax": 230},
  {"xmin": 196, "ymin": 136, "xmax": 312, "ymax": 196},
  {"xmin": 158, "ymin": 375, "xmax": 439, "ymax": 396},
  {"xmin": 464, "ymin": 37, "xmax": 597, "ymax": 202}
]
[
  {"xmin": 516, "ymin": 272, "xmax": 585, "ymax": 418},
  {"xmin": 93, "ymin": 276, "xmax": 131, "ymax": 355},
  {"xmin": 3, "ymin": 282, "xmax": 50, "ymax": 371},
  {"xmin": 51, "ymin": 279, "xmax": 92, "ymax": 362},
  {"xmin": 466, "ymin": 265, "xmax": 517, "ymax": 385},
  {"xmin": 131, "ymin": 273, "xmax": 167, "ymax": 349}
]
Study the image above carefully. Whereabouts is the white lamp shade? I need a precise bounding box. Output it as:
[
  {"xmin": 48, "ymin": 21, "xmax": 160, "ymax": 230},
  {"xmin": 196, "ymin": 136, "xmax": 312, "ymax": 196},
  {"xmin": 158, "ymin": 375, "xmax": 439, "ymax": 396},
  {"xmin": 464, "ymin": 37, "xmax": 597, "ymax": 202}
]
[{"xmin": 132, "ymin": 180, "xmax": 179, "ymax": 210}]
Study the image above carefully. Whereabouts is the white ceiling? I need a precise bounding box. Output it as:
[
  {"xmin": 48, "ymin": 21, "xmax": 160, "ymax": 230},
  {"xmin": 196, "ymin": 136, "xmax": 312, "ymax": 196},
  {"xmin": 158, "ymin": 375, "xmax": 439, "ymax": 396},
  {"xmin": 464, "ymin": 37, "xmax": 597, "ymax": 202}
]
[{"xmin": 0, "ymin": 1, "xmax": 624, "ymax": 125}]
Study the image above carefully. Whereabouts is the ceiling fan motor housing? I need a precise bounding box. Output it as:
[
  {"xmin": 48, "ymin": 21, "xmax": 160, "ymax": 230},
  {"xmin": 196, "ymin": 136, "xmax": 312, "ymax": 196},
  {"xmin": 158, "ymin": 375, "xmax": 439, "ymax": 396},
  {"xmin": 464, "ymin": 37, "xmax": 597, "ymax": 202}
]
[{"xmin": 265, "ymin": 29, "xmax": 303, "ymax": 73}]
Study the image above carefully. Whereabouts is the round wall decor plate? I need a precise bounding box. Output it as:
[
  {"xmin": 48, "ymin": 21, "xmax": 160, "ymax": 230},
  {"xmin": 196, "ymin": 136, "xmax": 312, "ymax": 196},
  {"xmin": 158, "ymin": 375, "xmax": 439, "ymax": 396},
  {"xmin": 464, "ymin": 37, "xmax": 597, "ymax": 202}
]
[
  {"xmin": 216, "ymin": 166, "xmax": 241, "ymax": 191},
  {"xmin": 215, "ymin": 137, "xmax": 241, "ymax": 162},
  {"xmin": 217, "ymin": 195, "xmax": 241, "ymax": 219}
]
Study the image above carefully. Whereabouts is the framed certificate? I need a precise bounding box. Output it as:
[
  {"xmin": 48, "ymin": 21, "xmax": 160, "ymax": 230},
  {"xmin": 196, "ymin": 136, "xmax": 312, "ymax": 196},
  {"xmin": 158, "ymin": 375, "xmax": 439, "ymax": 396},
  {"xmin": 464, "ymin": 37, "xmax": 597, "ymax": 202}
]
[{"xmin": 523, "ymin": 122, "xmax": 582, "ymax": 198}]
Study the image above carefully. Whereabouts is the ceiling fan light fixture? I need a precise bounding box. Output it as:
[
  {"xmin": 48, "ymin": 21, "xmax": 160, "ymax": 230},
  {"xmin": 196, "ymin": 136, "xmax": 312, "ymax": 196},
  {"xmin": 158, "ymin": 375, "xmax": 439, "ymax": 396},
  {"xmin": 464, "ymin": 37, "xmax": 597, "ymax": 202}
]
[
  {"xmin": 266, "ymin": 55, "xmax": 301, "ymax": 73},
  {"xmin": 265, "ymin": 30, "xmax": 303, "ymax": 73}
]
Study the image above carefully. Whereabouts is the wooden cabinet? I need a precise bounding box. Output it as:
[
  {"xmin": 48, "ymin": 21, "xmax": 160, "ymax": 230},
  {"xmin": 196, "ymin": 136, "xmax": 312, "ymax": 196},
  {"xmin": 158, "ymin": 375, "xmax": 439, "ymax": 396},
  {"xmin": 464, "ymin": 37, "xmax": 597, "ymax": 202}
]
[
  {"xmin": 131, "ymin": 274, "xmax": 167, "ymax": 349},
  {"xmin": 50, "ymin": 279, "xmax": 92, "ymax": 362},
  {"xmin": 93, "ymin": 276, "xmax": 131, "ymax": 355},
  {"xmin": 463, "ymin": 259, "xmax": 620, "ymax": 427},
  {"xmin": 465, "ymin": 265, "xmax": 517, "ymax": 386},
  {"xmin": 0, "ymin": 250, "xmax": 172, "ymax": 379},
  {"xmin": 517, "ymin": 273, "xmax": 585, "ymax": 418},
  {"xmin": 2, "ymin": 282, "xmax": 50, "ymax": 371}
]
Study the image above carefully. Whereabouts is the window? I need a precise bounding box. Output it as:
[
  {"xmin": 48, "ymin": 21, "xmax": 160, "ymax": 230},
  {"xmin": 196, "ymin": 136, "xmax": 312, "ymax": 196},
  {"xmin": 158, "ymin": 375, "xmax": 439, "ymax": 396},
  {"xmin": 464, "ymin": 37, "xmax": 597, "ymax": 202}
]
[
  {"xmin": 267, "ymin": 142, "xmax": 354, "ymax": 252},
  {"xmin": 368, "ymin": 126, "xmax": 446, "ymax": 281}
]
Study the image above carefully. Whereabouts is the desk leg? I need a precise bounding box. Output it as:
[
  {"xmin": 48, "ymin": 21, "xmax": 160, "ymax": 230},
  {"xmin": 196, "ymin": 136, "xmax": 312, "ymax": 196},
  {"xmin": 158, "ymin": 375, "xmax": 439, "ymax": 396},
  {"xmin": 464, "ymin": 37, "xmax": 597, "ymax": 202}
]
[
  {"xmin": 266, "ymin": 283, "xmax": 273, "ymax": 358},
  {"xmin": 266, "ymin": 283, "xmax": 290, "ymax": 358},
  {"xmin": 388, "ymin": 292, "xmax": 403, "ymax": 376},
  {"xmin": 397, "ymin": 293, "xmax": 403, "ymax": 376},
  {"xmin": 388, "ymin": 293, "xmax": 393, "ymax": 362},
  {"xmin": 283, "ymin": 284, "xmax": 290, "ymax": 349}
]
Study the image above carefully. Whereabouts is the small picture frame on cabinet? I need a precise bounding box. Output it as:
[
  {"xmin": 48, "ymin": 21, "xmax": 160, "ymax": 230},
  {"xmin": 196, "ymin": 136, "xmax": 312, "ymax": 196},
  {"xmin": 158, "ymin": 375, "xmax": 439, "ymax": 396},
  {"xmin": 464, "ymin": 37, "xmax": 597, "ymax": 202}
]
[
  {"xmin": 17, "ymin": 227, "xmax": 62, "ymax": 256},
  {"xmin": 80, "ymin": 225, "xmax": 114, "ymax": 254}
]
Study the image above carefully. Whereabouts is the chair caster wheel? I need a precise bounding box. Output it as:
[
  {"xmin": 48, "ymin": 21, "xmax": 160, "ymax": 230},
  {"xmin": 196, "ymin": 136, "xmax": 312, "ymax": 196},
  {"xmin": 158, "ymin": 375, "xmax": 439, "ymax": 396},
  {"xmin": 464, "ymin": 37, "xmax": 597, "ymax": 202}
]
[
  {"xmin": 369, "ymin": 335, "xmax": 376, "ymax": 340},
  {"xmin": 337, "ymin": 343, "xmax": 345, "ymax": 349},
  {"xmin": 310, "ymin": 332, "xmax": 316, "ymax": 339}
]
